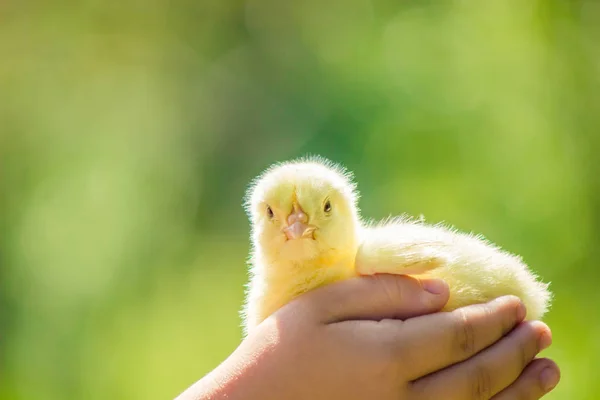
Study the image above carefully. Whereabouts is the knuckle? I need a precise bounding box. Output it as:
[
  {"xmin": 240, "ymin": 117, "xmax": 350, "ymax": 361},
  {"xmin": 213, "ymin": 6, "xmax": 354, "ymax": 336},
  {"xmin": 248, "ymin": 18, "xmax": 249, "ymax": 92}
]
[
  {"xmin": 481, "ymin": 302, "xmax": 495, "ymax": 320},
  {"xmin": 471, "ymin": 364, "xmax": 493, "ymax": 400},
  {"xmin": 376, "ymin": 275, "xmax": 406, "ymax": 308},
  {"xmin": 454, "ymin": 308, "xmax": 477, "ymax": 357}
]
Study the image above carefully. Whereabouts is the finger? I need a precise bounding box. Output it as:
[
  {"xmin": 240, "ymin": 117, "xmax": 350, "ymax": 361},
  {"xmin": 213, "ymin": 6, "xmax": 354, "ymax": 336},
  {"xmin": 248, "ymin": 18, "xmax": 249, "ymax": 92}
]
[
  {"xmin": 396, "ymin": 295, "xmax": 526, "ymax": 380},
  {"xmin": 297, "ymin": 274, "xmax": 449, "ymax": 323},
  {"xmin": 491, "ymin": 358, "xmax": 560, "ymax": 400},
  {"xmin": 410, "ymin": 320, "xmax": 552, "ymax": 400}
]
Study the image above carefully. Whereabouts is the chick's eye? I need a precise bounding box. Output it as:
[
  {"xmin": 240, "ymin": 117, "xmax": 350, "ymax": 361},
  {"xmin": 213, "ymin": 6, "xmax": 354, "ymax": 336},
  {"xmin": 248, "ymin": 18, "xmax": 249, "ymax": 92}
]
[
  {"xmin": 324, "ymin": 200, "xmax": 332, "ymax": 213},
  {"xmin": 266, "ymin": 206, "xmax": 274, "ymax": 219}
]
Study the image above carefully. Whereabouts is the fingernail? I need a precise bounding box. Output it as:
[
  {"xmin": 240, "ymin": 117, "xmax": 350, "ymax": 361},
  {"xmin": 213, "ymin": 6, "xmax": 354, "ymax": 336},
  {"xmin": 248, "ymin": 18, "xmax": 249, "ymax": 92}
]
[
  {"xmin": 538, "ymin": 331, "xmax": 552, "ymax": 351},
  {"xmin": 421, "ymin": 279, "xmax": 447, "ymax": 295},
  {"xmin": 540, "ymin": 367, "xmax": 559, "ymax": 392}
]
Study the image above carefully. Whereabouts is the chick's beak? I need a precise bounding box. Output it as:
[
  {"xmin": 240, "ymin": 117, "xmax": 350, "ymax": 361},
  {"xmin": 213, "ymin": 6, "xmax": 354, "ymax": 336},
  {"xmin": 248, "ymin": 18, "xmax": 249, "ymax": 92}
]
[{"xmin": 283, "ymin": 203, "xmax": 316, "ymax": 240}]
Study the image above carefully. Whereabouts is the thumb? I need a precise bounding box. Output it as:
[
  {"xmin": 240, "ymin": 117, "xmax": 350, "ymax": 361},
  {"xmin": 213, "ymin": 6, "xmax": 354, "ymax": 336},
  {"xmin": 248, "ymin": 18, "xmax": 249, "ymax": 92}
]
[{"xmin": 301, "ymin": 274, "xmax": 450, "ymax": 323}]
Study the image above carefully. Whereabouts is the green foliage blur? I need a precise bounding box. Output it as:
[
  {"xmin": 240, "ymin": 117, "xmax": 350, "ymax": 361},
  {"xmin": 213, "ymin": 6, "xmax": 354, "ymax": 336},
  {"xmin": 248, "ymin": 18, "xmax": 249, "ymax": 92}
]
[{"xmin": 1, "ymin": 1, "xmax": 599, "ymax": 398}]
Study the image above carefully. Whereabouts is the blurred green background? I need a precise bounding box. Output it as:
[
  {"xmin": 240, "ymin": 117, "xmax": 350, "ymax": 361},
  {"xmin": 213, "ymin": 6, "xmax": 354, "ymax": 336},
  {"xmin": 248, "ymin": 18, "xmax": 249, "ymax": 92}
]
[{"xmin": 1, "ymin": 1, "xmax": 599, "ymax": 399}]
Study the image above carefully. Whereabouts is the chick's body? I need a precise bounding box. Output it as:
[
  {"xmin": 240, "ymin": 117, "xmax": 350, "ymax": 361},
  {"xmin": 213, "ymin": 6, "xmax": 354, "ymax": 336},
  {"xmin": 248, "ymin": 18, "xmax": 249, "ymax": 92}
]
[{"xmin": 242, "ymin": 157, "xmax": 551, "ymax": 336}]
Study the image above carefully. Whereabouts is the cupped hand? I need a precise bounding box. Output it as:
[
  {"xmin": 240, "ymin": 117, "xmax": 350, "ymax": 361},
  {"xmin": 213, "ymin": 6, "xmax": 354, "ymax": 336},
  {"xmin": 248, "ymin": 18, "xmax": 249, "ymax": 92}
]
[{"xmin": 177, "ymin": 274, "xmax": 559, "ymax": 400}]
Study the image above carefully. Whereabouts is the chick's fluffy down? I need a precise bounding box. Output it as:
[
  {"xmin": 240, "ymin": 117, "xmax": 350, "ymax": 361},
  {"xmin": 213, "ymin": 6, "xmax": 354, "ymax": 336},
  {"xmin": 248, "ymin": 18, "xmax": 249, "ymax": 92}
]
[
  {"xmin": 242, "ymin": 156, "xmax": 552, "ymax": 335},
  {"xmin": 356, "ymin": 217, "xmax": 551, "ymax": 320}
]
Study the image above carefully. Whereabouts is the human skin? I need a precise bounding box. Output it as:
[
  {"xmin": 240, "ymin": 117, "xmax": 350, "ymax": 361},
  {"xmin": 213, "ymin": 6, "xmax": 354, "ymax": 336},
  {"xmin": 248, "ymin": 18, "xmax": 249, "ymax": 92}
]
[{"xmin": 176, "ymin": 275, "xmax": 560, "ymax": 400}]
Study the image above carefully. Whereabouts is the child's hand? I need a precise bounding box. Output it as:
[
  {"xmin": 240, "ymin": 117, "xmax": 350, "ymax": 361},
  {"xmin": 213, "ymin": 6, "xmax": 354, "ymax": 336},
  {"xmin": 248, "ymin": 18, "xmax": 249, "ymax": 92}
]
[{"xmin": 178, "ymin": 274, "xmax": 559, "ymax": 400}]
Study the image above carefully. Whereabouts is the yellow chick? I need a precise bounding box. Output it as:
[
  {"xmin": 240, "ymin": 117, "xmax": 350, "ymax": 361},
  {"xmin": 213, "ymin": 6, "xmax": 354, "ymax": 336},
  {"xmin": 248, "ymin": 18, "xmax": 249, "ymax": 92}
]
[{"xmin": 241, "ymin": 156, "xmax": 551, "ymax": 336}]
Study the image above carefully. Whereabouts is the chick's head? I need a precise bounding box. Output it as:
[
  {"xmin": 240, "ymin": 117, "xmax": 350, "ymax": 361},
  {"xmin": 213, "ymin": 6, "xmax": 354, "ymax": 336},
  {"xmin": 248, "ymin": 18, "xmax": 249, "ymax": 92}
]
[{"xmin": 246, "ymin": 157, "xmax": 361, "ymax": 264}]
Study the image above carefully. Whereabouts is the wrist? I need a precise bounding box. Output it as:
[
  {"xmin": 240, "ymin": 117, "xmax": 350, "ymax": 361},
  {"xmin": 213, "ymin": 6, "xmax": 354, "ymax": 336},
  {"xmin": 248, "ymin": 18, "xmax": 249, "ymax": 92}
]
[
  {"xmin": 176, "ymin": 364, "xmax": 237, "ymax": 400},
  {"xmin": 176, "ymin": 345, "xmax": 266, "ymax": 400}
]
